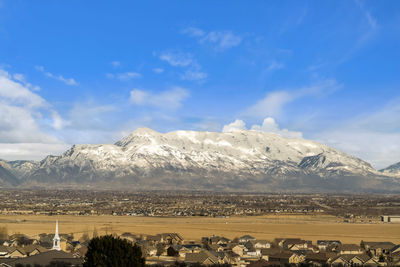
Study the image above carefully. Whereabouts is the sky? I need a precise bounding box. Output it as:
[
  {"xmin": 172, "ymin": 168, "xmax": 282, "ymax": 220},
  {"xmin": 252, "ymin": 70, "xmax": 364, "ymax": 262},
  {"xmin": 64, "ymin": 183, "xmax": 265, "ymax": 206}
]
[{"xmin": 0, "ymin": 0, "xmax": 399, "ymax": 169}]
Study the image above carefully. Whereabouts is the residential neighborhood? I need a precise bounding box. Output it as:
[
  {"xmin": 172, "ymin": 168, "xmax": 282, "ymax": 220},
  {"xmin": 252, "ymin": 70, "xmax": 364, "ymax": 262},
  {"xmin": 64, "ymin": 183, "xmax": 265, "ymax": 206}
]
[
  {"xmin": 0, "ymin": 190, "xmax": 399, "ymax": 220},
  {"xmin": 0, "ymin": 223, "xmax": 399, "ymax": 266}
]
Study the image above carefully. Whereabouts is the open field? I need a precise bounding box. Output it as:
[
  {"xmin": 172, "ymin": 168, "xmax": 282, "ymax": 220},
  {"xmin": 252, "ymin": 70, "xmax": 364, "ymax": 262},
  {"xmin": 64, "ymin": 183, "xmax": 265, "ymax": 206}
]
[{"xmin": 1, "ymin": 214, "xmax": 399, "ymax": 244}]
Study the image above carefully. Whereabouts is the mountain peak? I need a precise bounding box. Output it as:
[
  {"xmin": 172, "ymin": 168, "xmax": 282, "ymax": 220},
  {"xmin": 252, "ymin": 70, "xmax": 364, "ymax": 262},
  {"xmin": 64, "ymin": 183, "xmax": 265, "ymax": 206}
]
[
  {"xmin": 380, "ymin": 162, "xmax": 400, "ymax": 175},
  {"xmin": 115, "ymin": 127, "xmax": 160, "ymax": 147}
]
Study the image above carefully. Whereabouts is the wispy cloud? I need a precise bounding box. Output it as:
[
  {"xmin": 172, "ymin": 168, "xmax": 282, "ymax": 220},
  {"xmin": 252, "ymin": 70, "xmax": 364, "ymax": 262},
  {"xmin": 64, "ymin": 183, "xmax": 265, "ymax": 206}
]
[
  {"xmin": 106, "ymin": 72, "xmax": 142, "ymax": 81},
  {"xmin": 159, "ymin": 52, "xmax": 193, "ymax": 67},
  {"xmin": 130, "ymin": 87, "xmax": 189, "ymax": 110},
  {"xmin": 181, "ymin": 70, "xmax": 207, "ymax": 81},
  {"xmin": 153, "ymin": 68, "xmax": 164, "ymax": 74},
  {"xmin": 111, "ymin": 61, "xmax": 121, "ymax": 68},
  {"xmin": 245, "ymin": 79, "xmax": 340, "ymax": 119},
  {"xmin": 35, "ymin": 65, "xmax": 78, "ymax": 86},
  {"xmin": 355, "ymin": 0, "xmax": 378, "ymax": 30},
  {"xmin": 265, "ymin": 61, "xmax": 285, "ymax": 72},
  {"xmin": 182, "ymin": 27, "xmax": 242, "ymax": 50},
  {"xmin": 158, "ymin": 51, "xmax": 207, "ymax": 81}
]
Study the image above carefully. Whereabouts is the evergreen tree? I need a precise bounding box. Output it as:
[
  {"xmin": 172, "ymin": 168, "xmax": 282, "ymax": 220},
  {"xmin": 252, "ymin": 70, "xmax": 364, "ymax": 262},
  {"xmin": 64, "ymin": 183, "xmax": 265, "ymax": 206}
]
[{"xmin": 83, "ymin": 235, "xmax": 145, "ymax": 267}]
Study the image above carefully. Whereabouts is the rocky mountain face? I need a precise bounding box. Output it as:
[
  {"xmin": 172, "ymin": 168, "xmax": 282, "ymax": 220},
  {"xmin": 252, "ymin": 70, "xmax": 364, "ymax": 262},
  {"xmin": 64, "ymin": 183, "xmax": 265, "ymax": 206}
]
[
  {"xmin": 1, "ymin": 128, "xmax": 399, "ymax": 192},
  {"xmin": 380, "ymin": 162, "xmax": 400, "ymax": 176}
]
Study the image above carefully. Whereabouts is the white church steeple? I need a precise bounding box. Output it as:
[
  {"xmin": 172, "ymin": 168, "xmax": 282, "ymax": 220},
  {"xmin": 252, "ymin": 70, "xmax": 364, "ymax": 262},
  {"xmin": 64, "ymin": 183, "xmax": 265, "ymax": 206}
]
[{"xmin": 52, "ymin": 220, "xmax": 61, "ymax": 251}]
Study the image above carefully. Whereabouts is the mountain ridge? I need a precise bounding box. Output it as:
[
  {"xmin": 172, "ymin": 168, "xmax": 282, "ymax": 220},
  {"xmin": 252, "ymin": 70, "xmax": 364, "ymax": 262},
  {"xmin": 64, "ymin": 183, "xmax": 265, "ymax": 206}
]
[{"xmin": 0, "ymin": 128, "xmax": 399, "ymax": 192}]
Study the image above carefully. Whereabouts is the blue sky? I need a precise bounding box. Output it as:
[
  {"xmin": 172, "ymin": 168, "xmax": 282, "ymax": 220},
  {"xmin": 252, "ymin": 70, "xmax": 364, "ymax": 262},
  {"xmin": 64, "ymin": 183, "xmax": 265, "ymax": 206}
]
[{"xmin": 0, "ymin": 0, "xmax": 399, "ymax": 168}]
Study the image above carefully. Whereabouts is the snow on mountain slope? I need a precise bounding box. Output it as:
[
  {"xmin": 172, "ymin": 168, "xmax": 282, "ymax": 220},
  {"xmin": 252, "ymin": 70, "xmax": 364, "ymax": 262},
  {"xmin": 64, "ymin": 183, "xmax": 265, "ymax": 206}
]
[{"xmin": 18, "ymin": 127, "xmax": 395, "ymax": 192}]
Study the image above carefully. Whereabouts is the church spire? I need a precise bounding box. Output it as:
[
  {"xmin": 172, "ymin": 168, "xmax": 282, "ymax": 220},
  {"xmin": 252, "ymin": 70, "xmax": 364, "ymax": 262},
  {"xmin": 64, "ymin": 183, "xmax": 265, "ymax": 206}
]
[{"xmin": 52, "ymin": 220, "xmax": 61, "ymax": 251}]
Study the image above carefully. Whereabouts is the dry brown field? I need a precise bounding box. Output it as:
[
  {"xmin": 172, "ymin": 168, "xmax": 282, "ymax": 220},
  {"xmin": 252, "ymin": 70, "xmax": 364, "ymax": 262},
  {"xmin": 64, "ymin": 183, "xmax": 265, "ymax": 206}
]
[{"xmin": 0, "ymin": 214, "xmax": 399, "ymax": 244}]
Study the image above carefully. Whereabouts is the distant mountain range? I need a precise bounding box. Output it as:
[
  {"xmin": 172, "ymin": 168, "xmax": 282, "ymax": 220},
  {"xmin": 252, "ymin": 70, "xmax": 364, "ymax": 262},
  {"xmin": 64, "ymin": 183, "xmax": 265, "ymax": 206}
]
[{"xmin": 1, "ymin": 128, "xmax": 399, "ymax": 192}]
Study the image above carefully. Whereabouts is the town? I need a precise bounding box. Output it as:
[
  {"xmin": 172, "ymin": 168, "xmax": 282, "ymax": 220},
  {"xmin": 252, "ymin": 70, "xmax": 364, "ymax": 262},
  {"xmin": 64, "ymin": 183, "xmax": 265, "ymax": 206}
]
[
  {"xmin": 0, "ymin": 190, "xmax": 399, "ymax": 219},
  {"xmin": 0, "ymin": 220, "xmax": 399, "ymax": 267}
]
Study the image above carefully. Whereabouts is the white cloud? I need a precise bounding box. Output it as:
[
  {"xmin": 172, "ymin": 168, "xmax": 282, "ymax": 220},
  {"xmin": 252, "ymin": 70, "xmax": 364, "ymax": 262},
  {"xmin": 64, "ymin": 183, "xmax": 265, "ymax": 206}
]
[
  {"xmin": 117, "ymin": 72, "xmax": 141, "ymax": 81},
  {"xmin": 111, "ymin": 61, "xmax": 121, "ymax": 67},
  {"xmin": 0, "ymin": 70, "xmax": 46, "ymax": 108},
  {"xmin": 130, "ymin": 87, "xmax": 189, "ymax": 110},
  {"xmin": 106, "ymin": 72, "xmax": 141, "ymax": 81},
  {"xmin": 0, "ymin": 143, "xmax": 70, "ymax": 161},
  {"xmin": 182, "ymin": 27, "xmax": 242, "ymax": 50},
  {"xmin": 245, "ymin": 79, "xmax": 340, "ymax": 118},
  {"xmin": 52, "ymin": 111, "xmax": 70, "ymax": 130},
  {"xmin": 130, "ymin": 90, "xmax": 147, "ymax": 105},
  {"xmin": 222, "ymin": 119, "xmax": 247, "ymax": 133},
  {"xmin": 159, "ymin": 52, "xmax": 193, "ymax": 67},
  {"xmin": 153, "ymin": 68, "xmax": 164, "ymax": 74},
  {"xmin": 0, "ymin": 103, "xmax": 57, "ymax": 143},
  {"xmin": 0, "ymin": 70, "xmax": 68, "ymax": 160},
  {"xmin": 182, "ymin": 27, "xmax": 206, "ymax": 37},
  {"xmin": 181, "ymin": 70, "xmax": 207, "ymax": 81},
  {"xmin": 265, "ymin": 61, "xmax": 285, "ymax": 72},
  {"xmin": 0, "ymin": 69, "xmax": 69, "ymax": 160},
  {"xmin": 35, "ymin": 65, "xmax": 78, "ymax": 86},
  {"xmin": 203, "ymin": 31, "xmax": 242, "ymax": 49},
  {"xmin": 222, "ymin": 117, "xmax": 302, "ymax": 138},
  {"xmin": 250, "ymin": 117, "xmax": 303, "ymax": 138}
]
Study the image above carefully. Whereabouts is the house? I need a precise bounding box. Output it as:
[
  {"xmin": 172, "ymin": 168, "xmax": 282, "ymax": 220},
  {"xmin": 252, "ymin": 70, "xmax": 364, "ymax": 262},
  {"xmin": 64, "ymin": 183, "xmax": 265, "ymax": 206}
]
[
  {"xmin": 247, "ymin": 259, "xmax": 279, "ymax": 267},
  {"xmin": 244, "ymin": 241, "xmax": 255, "ymax": 251},
  {"xmin": 305, "ymin": 252, "xmax": 329, "ymax": 265},
  {"xmin": 277, "ymin": 238, "xmax": 311, "ymax": 250},
  {"xmin": 363, "ymin": 242, "xmax": 395, "ymax": 256},
  {"xmin": 317, "ymin": 240, "xmax": 341, "ymax": 251},
  {"xmin": 160, "ymin": 233, "xmax": 183, "ymax": 245},
  {"xmin": 268, "ymin": 252, "xmax": 293, "ymax": 264},
  {"xmin": 185, "ymin": 250, "xmax": 220, "ymax": 265},
  {"xmin": 3, "ymin": 247, "xmax": 26, "ymax": 258},
  {"xmin": 177, "ymin": 246, "xmax": 197, "ymax": 258},
  {"xmin": 390, "ymin": 245, "xmax": 400, "ymax": 262},
  {"xmin": 239, "ymin": 235, "xmax": 256, "ymax": 243},
  {"xmin": 340, "ymin": 244, "xmax": 363, "ymax": 254},
  {"xmin": 246, "ymin": 249, "xmax": 261, "ymax": 257},
  {"xmin": 167, "ymin": 245, "xmax": 181, "ymax": 257},
  {"xmin": 260, "ymin": 248, "xmax": 281, "ymax": 261},
  {"xmin": 232, "ymin": 244, "xmax": 246, "ymax": 257},
  {"xmin": 289, "ymin": 252, "xmax": 306, "ymax": 264},
  {"xmin": 209, "ymin": 243, "xmax": 224, "ymax": 252},
  {"xmin": 23, "ymin": 244, "xmax": 48, "ymax": 256},
  {"xmin": 168, "ymin": 244, "xmax": 202, "ymax": 257},
  {"xmin": 253, "ymin": 240, "xmax": 271, "ymax": 249},
  {"xmin": 223, "ymin": 251, "xmax": 240, "ymax": 265},
  {"xmin": 217, "ymin": 237, "xmax": 231, "ymax": 245},
  {"xmin": 330, "ymin": 254, "xmax": 373, "ymax": 266}
]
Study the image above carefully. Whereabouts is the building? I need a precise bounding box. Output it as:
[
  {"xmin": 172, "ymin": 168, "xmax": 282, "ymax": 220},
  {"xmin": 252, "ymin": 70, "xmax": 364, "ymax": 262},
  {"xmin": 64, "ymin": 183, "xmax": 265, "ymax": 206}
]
[
  {"xmin": 381, "ymin": 215, "xmax": 400, "ymax": 223},
  {"xmin": 52, "ymin": 220, "xmax": 61, "ymax": 251}
]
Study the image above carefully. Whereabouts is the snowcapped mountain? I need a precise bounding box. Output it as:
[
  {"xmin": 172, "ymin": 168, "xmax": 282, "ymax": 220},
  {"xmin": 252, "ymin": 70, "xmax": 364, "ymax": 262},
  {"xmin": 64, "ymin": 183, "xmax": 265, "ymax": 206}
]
[
  {"xmin": 0, "ymin": 160, "xmax": 40, "ymax": 179},
  {"xmin": 380, "ymin": 162, "xmax": 400, "ymax": 176},
  {"xmin": 1, "ymin": 128, "xmax": 400, "ymax": 192}
]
